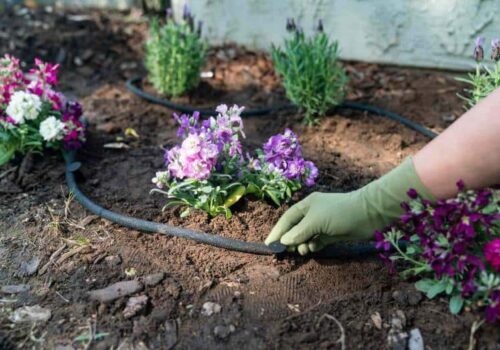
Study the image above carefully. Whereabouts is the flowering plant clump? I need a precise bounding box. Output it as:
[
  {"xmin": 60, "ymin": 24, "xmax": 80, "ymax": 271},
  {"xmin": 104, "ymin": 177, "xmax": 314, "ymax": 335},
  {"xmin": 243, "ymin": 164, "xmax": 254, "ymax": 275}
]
[
  {"xmin": 271, "ymin": 18, "xmax": 348, "ymax": 125},
  {"xmin": 145, "ymin": 5, "xmax": 207, "ymax": 97},
  {"xmin": 457, "ymin": 36, "xmax": 500, "ymax": 109},
  {"xmin": 376, "ymin": 183, "xmax": 500, "ymax": 322},
  {"xmin": 152, "ymin": 104, "xmax": 318, "ymax": 218},
  {"xmin": 0, "ymin": 55, "xmax": 85, "ymax": 166}
]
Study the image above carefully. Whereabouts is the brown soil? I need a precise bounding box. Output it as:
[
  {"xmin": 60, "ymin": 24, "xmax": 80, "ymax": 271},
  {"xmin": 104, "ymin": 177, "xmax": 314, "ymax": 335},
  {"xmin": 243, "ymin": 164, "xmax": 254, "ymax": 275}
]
[{"xmin": 0, "ymin": 7, "xmax": 498, "ymax": 350}]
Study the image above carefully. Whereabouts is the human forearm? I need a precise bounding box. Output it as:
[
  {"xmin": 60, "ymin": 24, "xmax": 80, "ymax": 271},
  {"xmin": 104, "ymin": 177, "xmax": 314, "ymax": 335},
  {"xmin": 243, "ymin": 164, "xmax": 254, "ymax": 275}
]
[{"xmin": 414, "ymin": 87, "xmax": 500, "ymax": 198}]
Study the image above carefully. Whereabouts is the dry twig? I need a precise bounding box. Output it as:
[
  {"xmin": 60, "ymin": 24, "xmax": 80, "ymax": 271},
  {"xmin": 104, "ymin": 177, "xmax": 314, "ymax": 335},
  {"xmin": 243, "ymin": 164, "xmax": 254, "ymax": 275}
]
[
  {"xmin": 468, "ymin": 319, "xmax": 485, "ymax": 350},
  {"xmin": 316, "ymin": 313, "xmax": 346, "ymax": 350},
  {"xmin": 39, "ymin": 244, "xmax": 67, "ymax": 275}
]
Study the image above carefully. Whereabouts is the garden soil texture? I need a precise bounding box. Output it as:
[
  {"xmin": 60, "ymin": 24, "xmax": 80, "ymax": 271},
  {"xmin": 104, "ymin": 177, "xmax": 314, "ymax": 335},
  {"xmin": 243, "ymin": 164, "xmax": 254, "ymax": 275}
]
[{"xmin": 0, "ymin": 7, "xmax": 499, "ymax": 350}]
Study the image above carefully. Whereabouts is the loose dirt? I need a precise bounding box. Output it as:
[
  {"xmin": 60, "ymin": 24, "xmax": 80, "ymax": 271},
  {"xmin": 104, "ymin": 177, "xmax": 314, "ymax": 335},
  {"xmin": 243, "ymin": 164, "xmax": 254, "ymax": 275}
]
[{"xmin": 0, "ymin": 7, "xmax": 498, "ymax": 350}]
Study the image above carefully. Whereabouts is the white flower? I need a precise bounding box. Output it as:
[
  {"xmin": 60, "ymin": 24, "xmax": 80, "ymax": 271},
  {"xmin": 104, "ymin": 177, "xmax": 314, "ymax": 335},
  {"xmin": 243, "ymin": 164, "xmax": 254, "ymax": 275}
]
[
  {"xmin": 39, "ymin": 116, "xmax": 65, "ymax": 142},
  {"xmin": 5, "ymin": 91, "xmax": 42, "ymax": 124},
  {"xmin": 152, "ymin": 171, "xmax": 170, "ymax": 188}
]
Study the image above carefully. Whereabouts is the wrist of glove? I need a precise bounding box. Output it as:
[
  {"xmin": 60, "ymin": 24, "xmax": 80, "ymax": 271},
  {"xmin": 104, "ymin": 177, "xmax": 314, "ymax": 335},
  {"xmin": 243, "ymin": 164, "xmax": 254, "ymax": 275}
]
[{"xmin": 265, "ymin": 157, "xmax": 435, "ymax": 255}]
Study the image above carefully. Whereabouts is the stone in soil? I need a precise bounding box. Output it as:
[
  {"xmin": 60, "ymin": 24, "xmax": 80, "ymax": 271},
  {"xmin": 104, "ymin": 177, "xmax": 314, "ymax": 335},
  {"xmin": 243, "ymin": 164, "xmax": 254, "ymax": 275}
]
[
  {"xmin": 10, "ymin": 305, "xmax": 51, "ymax": 323},
  {"xmin": 123, "ymin": 295, "xmax": 148, "ymax": 319},
  {"xmin": 1, "ymin": 284, "xmax": 30, "ymax": 294},
  {"xmin": 201, "ymin": 302, "xmax": 221, "ymax": 316}
]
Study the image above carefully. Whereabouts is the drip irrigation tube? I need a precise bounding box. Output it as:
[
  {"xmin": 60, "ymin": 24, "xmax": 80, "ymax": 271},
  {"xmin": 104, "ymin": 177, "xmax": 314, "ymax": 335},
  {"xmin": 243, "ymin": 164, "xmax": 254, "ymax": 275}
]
[
  {"xmin": 65, "ymin": 151, "xmax": 392, "ymax": 257},
  {"xmin": 126, "ymin": 77, "xmax": 294, "ymax": 117},
  {"xmin": 64, "ymin": 80, "xmax": 436, "ymax": 257},
  {"xmin": 126, "ymin": 76, "xmax": 438, "ymax": 139}
]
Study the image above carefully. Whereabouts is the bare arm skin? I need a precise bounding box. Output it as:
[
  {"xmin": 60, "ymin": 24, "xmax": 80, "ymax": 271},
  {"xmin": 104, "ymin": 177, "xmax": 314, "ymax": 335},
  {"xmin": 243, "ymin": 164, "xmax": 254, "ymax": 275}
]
[{"xmin": 414, "ymin": 87, "xmax": 500, "ymax": 198}]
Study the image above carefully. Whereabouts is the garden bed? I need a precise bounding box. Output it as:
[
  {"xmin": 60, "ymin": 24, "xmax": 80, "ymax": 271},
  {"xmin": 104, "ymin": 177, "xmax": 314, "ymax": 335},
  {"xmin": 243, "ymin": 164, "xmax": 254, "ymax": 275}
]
[{"xmin": 0, "ymin": 7, "xmax": 498, "ymax": 350}]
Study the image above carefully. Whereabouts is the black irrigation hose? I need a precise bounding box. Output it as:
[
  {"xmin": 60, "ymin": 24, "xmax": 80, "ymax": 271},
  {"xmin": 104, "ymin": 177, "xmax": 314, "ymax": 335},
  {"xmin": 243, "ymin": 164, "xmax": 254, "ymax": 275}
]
[
  {"xmin": 65, "ymin": 152, "xmax": 278, "ymax": 255},
  {"xmin": 65, "ymin": 151, "xmax": 389, "ymax": 258},
  {"xmin": 126, "ymin": 76, "xmax": 438, "ymax": 139},
  {"xmin": 126, "ymin": 77, "xmax": 294, "ymax": 117},
  {"xmin": 64, "ymin": 79, "xmax": 435, "ymax": 257},
  {"xmin": 338, "ymin": 101, "xmax": 438, "ymax": 139}
]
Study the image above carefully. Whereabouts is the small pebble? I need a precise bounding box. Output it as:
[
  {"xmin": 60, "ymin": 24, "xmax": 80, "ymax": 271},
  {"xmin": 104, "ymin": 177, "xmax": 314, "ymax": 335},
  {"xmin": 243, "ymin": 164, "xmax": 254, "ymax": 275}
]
[
  {"xmin": 213, "ymin": 324, "xmax": 235, "ymax": 339},
  {"xmin": 1, "ymin": 284, "xmax": 30, "ymax": 294},
  {"xmin": 201, "ymin": 302, "xmax": 221, "ymax": 316}
]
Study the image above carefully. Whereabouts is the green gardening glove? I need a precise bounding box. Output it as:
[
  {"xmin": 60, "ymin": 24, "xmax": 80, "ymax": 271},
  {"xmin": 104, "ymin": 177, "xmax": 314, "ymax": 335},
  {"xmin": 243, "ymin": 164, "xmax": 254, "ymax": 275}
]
[{"xmin": 264, "ymin": 157, "xmax": 435, "ymax": 255}]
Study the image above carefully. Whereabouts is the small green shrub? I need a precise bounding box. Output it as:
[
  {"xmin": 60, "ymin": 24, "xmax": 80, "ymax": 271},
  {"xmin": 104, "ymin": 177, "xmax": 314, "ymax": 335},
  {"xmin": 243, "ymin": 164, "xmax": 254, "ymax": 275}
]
[
  {"xmin": 145, "ymin": 6, "xmax": 207, "ymax": 97},
  {"xmin": 272, "ymin": 18, "xmax": 348, "ymax": 124},
  {"xmin": 457, "ymin": 37, "xmax": 500, "ymax": 109}
]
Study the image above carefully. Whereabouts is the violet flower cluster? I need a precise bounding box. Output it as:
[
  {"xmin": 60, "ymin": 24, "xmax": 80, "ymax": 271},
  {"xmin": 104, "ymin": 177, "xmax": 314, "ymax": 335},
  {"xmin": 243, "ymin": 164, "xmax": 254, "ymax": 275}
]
[
  {"xmin": 152, "ymin": 105, "xmax": 318, "ymax": 218},
  {"xmin": 261, "ymin": 128, "xmax": 318, "ymax": 186},
  {"xmin": 375, "ymin": 182, "xmax": 500, "ymax": 322},
  {"xmin": 0, "ymin": 55, "xmax": 85, "ymax": 165}
]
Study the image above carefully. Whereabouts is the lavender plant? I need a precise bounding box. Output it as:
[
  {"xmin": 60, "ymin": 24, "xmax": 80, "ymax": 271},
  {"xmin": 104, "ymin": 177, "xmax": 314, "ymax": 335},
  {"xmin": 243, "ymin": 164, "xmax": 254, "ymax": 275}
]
[
  {"xmin": 151, "ymin": 104, "xmax": 318, "ymax": 218},
  {"xmin": 0, "ymin": 55, "xmax": 85, "ymax": 166},
  {"xmin": 375, "ymin": 184, "xmax": 500, "ymax": 322},
  {"xmin": 145, "ymin": 6, "xmax": 206, "ymax": 97},
  {"xmin": 457, "ymin": 37, "xmax": 500, "ymax": 109},
  {"xmin": 272, "ymin": 19, "xmax": 348, "ymax": 124}
]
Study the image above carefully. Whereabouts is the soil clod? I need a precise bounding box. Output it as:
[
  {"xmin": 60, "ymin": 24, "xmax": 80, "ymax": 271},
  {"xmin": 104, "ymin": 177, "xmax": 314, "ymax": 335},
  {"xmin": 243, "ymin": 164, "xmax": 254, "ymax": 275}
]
[{"xmin": 88, "ymin": 280, "xmax": 143, "ymax": 303}]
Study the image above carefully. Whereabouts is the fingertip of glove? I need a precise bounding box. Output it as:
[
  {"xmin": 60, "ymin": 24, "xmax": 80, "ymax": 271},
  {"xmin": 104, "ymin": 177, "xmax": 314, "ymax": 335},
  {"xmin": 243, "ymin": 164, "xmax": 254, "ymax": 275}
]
[{"xmin": 297, "ymin": 243, "xmax": 310, "ymax": 256}]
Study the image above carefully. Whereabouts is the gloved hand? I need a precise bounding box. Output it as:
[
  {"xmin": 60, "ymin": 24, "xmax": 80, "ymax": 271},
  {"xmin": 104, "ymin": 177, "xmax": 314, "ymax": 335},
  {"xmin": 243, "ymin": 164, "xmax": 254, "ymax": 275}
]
[{"xmin": 265, "ymin": 157, "xmax": 435, "ymax": 255}]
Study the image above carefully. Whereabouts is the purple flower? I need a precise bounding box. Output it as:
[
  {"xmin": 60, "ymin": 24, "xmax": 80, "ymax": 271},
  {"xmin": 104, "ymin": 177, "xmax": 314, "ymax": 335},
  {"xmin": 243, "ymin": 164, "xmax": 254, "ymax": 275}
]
[
  {"xmin": 484, "ymin": 238, "xmax": 500, "ymax": 272},
  {"xmin": 173, "ymin": 111, "xmax": 200, "ymax": 138},
  {"xmin": 491, "ymin": 38, "xmax": 500, "ymax": 61},
  {"xmin": 485, "ymin": 291, "xmax": 500, "ymax": 323},
  {"xmin": 407, "ymin": 188, "xmax": 419, "ymax": 199},
  {"xmin": 317, "ymin": 19, "xmax": 324, "ymax": 33},
  {"xmin": 473, "ymin": 36, "xmax": 485, "ymax": 62},
  {"xmin": 286, "ymin": 18, "xmax": 296, "ymax": 32},
  {"xmin": 374, "ymin": 230, "xmax": 391, "ymax": 251},
  {"xmin": 166, "ymin": 8, "xmax": 173, "ymax": 20},
  {"xmin": 182, "ymin": 4, "xmax": 191, "ymax": 20},
  {"xmin": 303, "ymin": 160, "xmax": 319, "ymax": 186},
  {"xmin": 262, "ymin": 129, "xmax": 318, "ymax": 186}
]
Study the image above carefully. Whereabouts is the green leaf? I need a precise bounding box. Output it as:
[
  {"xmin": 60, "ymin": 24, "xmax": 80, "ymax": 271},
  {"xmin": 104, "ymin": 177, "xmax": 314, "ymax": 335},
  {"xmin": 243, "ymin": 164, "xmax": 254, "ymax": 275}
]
[
  {"xmin": 436, "ymin": 234, "xmax": 449, "ymax": 247},
  {"xmin": 410, "ymin": 235, "xmax": 420, "ymax": 242},
  {"xmin": 406, "ymin": 246, "xmax": 416, "ymax": 255},
  {"xmin": 266, "ymin": 190, "xmax": 281, "ymax": 206},
  {"xmin": 426, "ymin": 280, "xmax": 447, "ymax": 299},
  {"xmin": 246, "ymin": 182, "xmax": 260, "ymax": 194},
  {"xmin": 449, "ymin": 295, "xmax": 464, "ymax": 315},
  {"xmin": 180, "ymin": 208, "xmax": 191, "ymax": 218},
  {"xmin": 445, "ymin": 280, "xmax": 454, "ymax": 295},
  {"xmin": 0, "ymin": 144, "xmax": 16, "ymax": 166},
  {"xmin": 224, "ymin": 185, "xmax": 246, "ymax": 208},
  {"xmin": 414, "ymin": 279, "xmax": 435, "ymax": 293}
]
